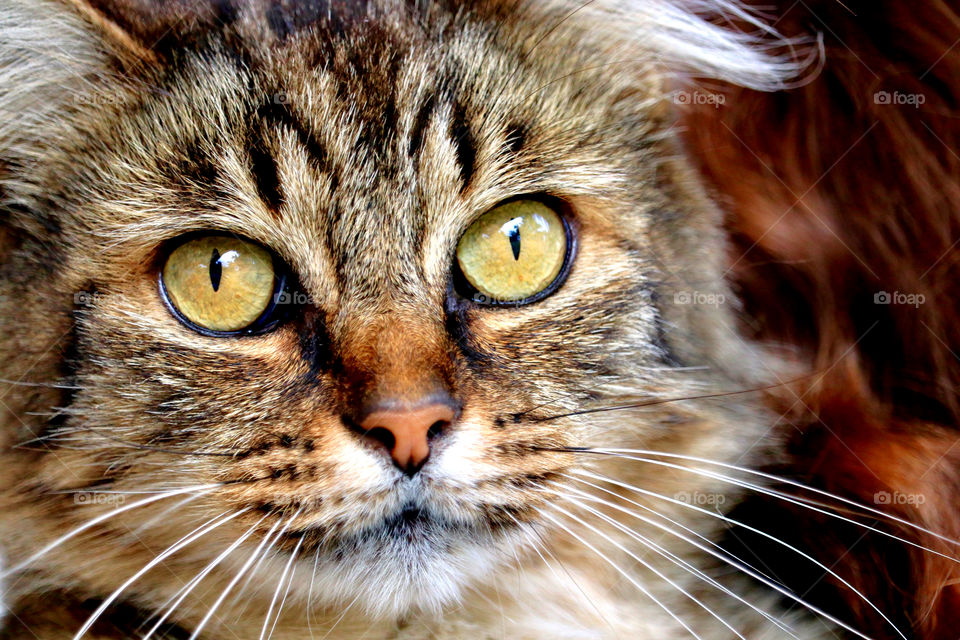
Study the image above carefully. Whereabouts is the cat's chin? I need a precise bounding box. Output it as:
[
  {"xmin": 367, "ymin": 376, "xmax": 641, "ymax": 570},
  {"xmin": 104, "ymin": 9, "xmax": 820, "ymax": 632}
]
[{"xmin": 285, "ymin": 505, "xmax": 523, "ymax": 619}]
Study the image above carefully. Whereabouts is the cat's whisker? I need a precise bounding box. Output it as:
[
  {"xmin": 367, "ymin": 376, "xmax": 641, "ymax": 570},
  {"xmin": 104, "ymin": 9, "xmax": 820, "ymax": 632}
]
[
  {"xmin": 139, "ymin": 512, "xmax": 270, "ymax": 639},
  {"xmin": 560, "ymin": 474, "xmax": 778, "ymax": 584},
  {"xmin": 563, "ymin": 449, "xmax": 960, "ymax": 561},
  {"xmin": 529, "ymin": 376, "xmax": 812, "ymax": 423},
  {"xmin": 550, "ymin": 477, "xmax": 880, "ymax": 640},
  {"xmin": 0, "ymin": 376, "xmax": 81, "ymax": 390},
  {"xmin": 231, "ymin": 508, "xmax": 305, "ymax": 615},
  {"xmin": 503, "ymin": 510, "xmax": 618, "ymax": 634},
  {"xmin": 545, "ymin": 493, "xmax": 750, "ymax": 640},
  {"xmin": 566, "ymin": 470, "xmax": 907, "ymax": 640},
  {"xmin": 130, "ymin": 492, "xmax": 211, "ymax": 536},
  {"xmin": 307, "ymin": 546, "xmax": 320, "ymax": 638},
  {"xmin": 1, "ymin": 484, "xmax": 220, "ymax": 578},
  {"xmin": 186, "ymin": 514, "xmax": 289, "ymax": 640},
  {"xmin": 507, "ymin": 529, "xmax": 532, "ymax": 603},
  {"xmin": 262, "ymin": 534, "xmax": 303, "ymax": 640},
  {"xmin": 547, "ymin": 484, "xmax": 799, "ymax": 638},
  {"xmin": 318, "ymin": 589, "xmax": 365, "ymax": 640},
  {"xmin": 537, "ymin": 504, "xmax": 704, "ymax": 640},
  {"xmin": 583, "ymin": 446, "xmax": 960, "ymax": 550},
  {"xmin": 72, "ymin": 508, "xmax": 248, "ymax": 640}
]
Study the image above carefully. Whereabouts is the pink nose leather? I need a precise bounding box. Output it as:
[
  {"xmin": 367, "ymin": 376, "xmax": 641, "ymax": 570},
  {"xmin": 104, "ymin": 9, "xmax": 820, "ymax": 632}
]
[{"xmin": 358, "ymin": 403, "xmax": 456, "ymax": 473}]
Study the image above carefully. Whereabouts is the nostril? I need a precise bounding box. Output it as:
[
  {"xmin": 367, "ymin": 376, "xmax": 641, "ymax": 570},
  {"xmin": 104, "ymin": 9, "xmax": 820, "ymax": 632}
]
[
  {"xmin": 427, "ymin": 419, "xmax": 449, "ymax": 441},
  {"xmin": 345, "ymin": 398, "xmax": 459, "ymax": 473},
  {"xmin": 363, "ymin": 426, "xmax": 396, "ymax": 453}
]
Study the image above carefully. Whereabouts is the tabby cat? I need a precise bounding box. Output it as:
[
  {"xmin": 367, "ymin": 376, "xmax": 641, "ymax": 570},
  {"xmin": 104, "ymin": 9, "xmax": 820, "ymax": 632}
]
[{"xmin": 0, "ymin": 0, "xmax": 923, "ymax": 638}]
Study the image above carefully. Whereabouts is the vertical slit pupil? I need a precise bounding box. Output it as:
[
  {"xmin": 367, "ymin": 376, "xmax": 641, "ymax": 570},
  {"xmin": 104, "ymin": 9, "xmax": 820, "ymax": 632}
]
[
  {"xmin": 509, "ymin": 227, "xmax": 521, "ymax": 260},
  {"xmin": 209, "ymin": 248, "xmax": 223, "ymax": 292}
]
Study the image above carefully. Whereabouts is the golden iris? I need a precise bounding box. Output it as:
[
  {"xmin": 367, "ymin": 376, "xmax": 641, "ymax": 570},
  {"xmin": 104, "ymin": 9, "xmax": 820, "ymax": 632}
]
[
  {"xmin": 456, "ymin": 200, "xmax": 568, "ymax": 303},
  {"xmin": 162, "ymin": 235, "xmax": 275, "ymax": 332}
]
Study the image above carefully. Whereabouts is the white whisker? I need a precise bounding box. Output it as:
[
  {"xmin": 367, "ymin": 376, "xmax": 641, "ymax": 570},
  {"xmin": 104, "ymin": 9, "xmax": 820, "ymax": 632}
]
[
  {"xmin": 568, "ymin": 470, "xmax": 902, "ymax": 640},
  {"xmin": 187, "ymin": 514, "xmax": 289, "ymax": 640},
  {"xmin": 548, "ymin": 496, "xmax": 747, "ymax": 640},
  {"xmin": 140, "ymin": 513, "xmax": 269, "ymax": 639},
  {"xmin": 130, "ymin": 492, "xmax": 211, "ymax": 536},
  {"xmin": 503, "ymin": 510, "xmax": 617, "ymax": 633},
  {"xmin": 231, "ymin": 508, "xmax": 304, "ymax": 614},
  {"xmin": 574, "ymin": 450, "xmax": 960, "ymax": 563},
  {"xmin": 589, "ymin": 447, "xmax": 960, "ymax": 550},
  {"xmin": 262, "ymin": 534, "xmax": 303, "ymax": 640},
  {"xmin": 2, "ymin": 484, "xmax": 220, "ymax": 578},
  {"xmin": 319, "ymin": 590, "xmax": 364, "ymax": 640},
  {"xmin": 72, "ymin": 508, "xmax": 247, "ymax": 639},
  {"xmin": 547, "ymin": 484, "xmax": 797, "ymax": 638},
  {"xmin": 307, "ymin": 547, "xmax": 320, "ymax": 639},
  {"xmin": 538, "ymin": 504, "xmax": 703, "ymax": 640}
]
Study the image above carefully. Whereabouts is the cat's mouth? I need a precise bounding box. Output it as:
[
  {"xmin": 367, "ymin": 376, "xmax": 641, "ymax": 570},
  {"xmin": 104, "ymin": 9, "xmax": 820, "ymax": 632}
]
[
  {"xmin": 255, "ymin": 499, "xmax": 524, "ymax": 617},
  {"xmin": 282, "ymin": 502, "xmax": 483, "ymax": 552},
  {"xmin": 374, "ymin": 505, "xmax": 444, "ymax": 538}
]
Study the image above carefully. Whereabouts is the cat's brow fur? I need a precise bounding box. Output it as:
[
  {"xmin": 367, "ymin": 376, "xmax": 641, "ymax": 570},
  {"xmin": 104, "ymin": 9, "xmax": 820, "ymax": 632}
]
[{"xmin": 0, "ymin": 1, "xmax": 830, "ymax": 638}]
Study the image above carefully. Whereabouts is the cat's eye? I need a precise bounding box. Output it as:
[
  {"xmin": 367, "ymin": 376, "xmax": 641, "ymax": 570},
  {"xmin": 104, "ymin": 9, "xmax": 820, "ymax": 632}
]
[
  {"xmin": 160, "ymin": 234, "xmax": 289, "ymax": 335},
  {"xmin": 456, "ymin": 199, "xmax": 572, "ymax": 305}
]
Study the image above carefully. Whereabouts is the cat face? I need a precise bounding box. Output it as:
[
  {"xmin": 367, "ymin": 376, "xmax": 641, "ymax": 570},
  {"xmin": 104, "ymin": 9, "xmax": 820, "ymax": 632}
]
[{"xmin": 0, "ymin": 0, "xmax": 787, "ymax": 632}]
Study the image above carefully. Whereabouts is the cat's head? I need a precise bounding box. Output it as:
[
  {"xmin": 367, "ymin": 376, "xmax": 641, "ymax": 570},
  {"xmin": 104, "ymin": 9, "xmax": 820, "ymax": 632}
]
[{"xmin": 0, "ymin": 0, "xmax": 803, "ymax": 628}]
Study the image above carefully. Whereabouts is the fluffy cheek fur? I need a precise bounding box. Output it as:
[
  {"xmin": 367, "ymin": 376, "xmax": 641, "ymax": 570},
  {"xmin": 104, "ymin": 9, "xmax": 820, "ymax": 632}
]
[
  {"xmin": 21, "ymin": 206, "xmax": 690, "ymax": 618},
  {"xmin": 0, "ymin": 0, "xmax": 808, "ymax": 633}
]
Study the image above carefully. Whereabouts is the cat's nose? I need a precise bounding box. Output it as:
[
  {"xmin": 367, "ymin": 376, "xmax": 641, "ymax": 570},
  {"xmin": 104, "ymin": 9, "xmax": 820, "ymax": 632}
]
[{"xmin": 353, "ymin": 398, "xmax": 457, "ymax": 475}]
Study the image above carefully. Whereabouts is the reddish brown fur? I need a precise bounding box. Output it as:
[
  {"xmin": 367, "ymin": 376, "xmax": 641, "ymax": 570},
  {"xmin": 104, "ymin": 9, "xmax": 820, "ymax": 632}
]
[{"xmin": 681, "ymin": 2, "xmax": 960, "ymax": 637}]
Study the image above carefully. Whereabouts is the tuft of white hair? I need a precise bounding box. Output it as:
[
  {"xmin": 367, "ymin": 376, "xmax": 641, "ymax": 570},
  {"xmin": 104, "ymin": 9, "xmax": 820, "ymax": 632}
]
[{"xmin": 547, "ymin": 0, "xmax": 819, "ymax": 91}]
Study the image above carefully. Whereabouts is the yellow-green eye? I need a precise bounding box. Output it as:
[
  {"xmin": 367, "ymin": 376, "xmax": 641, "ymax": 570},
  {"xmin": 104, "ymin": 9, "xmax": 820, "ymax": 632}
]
[
  {"xmin": 161, "ymin": 235, "xmax": 279, "ymax": 333},
  {"xmin": 456, "ymin": 200, "xmax": 570, "ymax": 305}
]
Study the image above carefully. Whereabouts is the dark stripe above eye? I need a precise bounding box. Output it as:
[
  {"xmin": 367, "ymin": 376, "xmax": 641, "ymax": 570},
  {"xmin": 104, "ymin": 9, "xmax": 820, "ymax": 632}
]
[
  {"xmin": 408, "ymin": 93, "xmax": 436, "ymax": 158},
  {"xmin": 249, "ymin": 130, "xmax": 284, "ymax": 214},
  {"xmin": 450, "ymin": 101, "xmax": 476, "ymax": 192},
  {"xmin": 249, "ymin": 102, "xmax": 338, "ymax": 215},
  {"xmin": 505, "ymin": 123, "xmax": 527, "ymax": 154},
  {"xmin": 257, "ymin": 102, "xmax": 330, "ymax": 169}
]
